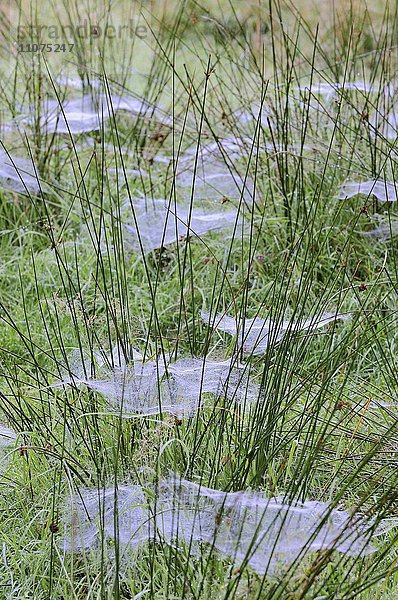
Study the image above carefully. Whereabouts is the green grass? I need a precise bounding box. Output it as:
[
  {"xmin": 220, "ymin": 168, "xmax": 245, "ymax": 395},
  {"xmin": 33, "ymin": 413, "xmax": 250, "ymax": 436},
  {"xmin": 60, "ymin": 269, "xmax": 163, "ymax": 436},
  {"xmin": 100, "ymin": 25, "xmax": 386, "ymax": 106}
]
[{"xmin": 0, "ymin": 0, "xmax": 398, "ymax": 598}]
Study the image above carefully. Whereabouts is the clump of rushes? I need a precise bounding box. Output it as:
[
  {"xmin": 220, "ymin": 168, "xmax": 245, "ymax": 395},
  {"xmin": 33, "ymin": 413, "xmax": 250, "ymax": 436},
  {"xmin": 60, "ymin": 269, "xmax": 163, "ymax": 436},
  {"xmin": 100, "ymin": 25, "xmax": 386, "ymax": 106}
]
[{"xmin": 0, "ymin": 0, "xmax": 397, "ymax": 598}]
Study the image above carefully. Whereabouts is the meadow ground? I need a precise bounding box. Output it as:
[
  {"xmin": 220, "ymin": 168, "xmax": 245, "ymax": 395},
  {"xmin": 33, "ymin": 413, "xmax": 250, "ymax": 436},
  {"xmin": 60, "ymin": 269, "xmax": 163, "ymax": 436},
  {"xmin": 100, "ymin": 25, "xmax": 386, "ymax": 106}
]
[{"xmin": 0, "ymin": 1, "xmax": 397, "ymax": 598}]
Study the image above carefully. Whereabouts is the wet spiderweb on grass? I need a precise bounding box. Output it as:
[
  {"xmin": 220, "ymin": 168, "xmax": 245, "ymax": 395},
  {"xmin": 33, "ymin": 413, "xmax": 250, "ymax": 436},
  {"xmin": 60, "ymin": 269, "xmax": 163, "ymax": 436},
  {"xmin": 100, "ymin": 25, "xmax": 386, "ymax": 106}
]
[{"xmin": 63, "ymin": 475, "xmax": 386, "ymax": 576}]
